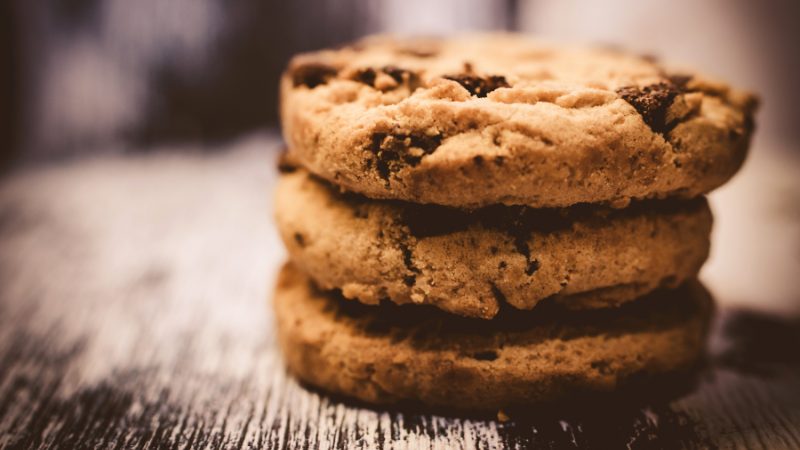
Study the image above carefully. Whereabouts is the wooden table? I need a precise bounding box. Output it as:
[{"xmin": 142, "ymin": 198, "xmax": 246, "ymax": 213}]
[{"xmin": 1, "ymin": 134, "xmax": 799, "ymax": 449}]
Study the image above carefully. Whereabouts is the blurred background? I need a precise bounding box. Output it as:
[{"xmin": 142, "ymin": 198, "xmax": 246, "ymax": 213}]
[{"xmin": 3, "ymin": 0, "xmax": 800, "ymax": 167}]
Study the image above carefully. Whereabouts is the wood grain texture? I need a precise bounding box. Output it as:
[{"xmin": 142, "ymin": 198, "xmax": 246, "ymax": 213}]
[{"xmin": 1, "ymin": 134, "xmax": 799, "ymax": 449}]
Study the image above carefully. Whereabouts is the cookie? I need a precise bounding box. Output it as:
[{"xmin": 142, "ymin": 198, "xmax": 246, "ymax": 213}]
[
  {"xmin": 280, "ymin": 34, "xmax": 757, "ymax": 208},
  {"xmin": 275, "ymin": 167, "xmax": 712, "ymax": 319},
  {"xmin": 273, "ymin": 263, "xmax": 713, "ymax": 411}
]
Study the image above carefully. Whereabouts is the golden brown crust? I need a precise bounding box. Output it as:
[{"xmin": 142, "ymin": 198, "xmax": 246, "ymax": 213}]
[
  {"xmin": 273, "ymin": 263, "xmax": 713, "ymax": 411},
  {"xmin": 275, "ymin": 168, "xmax": 712, "ymax": 318},
  {"xmin": 280, "ymin": 34, "xmax": 757, "ymax": 208}
]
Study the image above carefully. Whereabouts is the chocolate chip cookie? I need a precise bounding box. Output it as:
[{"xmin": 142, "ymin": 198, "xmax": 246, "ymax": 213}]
[
  {"xmin": 275, "ymin": 167, "xmax": 712, "ymax": 319},
  {"xmin": 280, "ymin": 34, "xmax": 757, "ymax": 208},
  {"xmin": 273, "ymin": 263, "xmax": 713, "ymax": 411}
]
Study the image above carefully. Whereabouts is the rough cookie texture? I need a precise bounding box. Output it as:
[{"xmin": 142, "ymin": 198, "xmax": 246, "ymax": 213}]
[
  {"xmin": 274, "ymin": 263, "xmax": 713, "ymax": 411},
  {"xmin": 275, "ymin": 168, "xmax": 712, "ymax": 318},
  {"xmin": 280, "ymin": 34, "xmax": 758, "ymax": 208}
]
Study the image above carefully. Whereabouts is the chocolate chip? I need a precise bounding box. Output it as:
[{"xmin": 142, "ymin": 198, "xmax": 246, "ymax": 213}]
[
  {"xmin": 443, "ymin": 74, "xmax": 510, "ymax": 97},
  {"xmin": 353, "ymin": 68, "xmax": 377, "ymax": 86},
  {"xmin": 616, "ymin": 81, "xmax": 683, "ymax": 134},
  {"xmin": 473, "ymin": 155, "xmax": 484, "ymax": 166},
  {"xmin": 293, "ymin": 232, "xmax": 305, "ymax": 247},
  {"xmin": 368, "ymin": 132, "xmax": 443, "ymax": 181},
  {"xmin": 383, "ymin": 65, "xmax": 411, "ymax": 84},
  {"xmin": 403, "ymin": 275, "xmax": 416, "ymax": 287},
  {"xmin": 352, "ymin": 66, "xmax": 419, "ymax": 91},
  {"xmin": 493, "ymin": 156, "xmax": 505, "ymax": 166},
  {"xmin": 290, "ymin": 62, "xmax": 338, "ymax": 88}
]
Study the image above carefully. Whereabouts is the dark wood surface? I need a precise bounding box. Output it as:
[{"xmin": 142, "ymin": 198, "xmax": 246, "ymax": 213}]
[{"xmin": 1, "ymin": 134, "xmax": 799, "ymax": 449}]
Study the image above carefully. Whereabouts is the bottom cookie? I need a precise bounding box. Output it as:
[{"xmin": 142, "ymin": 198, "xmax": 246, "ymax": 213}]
[{"xmin": 273, "ymin": 263, "xmax": 713, "ymax": 412}]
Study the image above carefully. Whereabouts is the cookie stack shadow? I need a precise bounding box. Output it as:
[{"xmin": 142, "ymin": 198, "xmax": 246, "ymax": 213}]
[{"xmin": 272, "ymin": 34, "xmax": 758, "ymax": 413}]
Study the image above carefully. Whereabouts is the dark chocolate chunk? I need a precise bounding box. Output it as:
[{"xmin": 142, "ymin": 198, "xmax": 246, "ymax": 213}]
[
  {"xmin": 290, "ymin": 62, "xmax": 338, "ymax": 88},
  {"xmin": 352, "ymin": 66, "xmax": 419, "ymax": 90},
  {"xmin": 383, "ymin": 65, "xmax": 411, "ymax": 84},
  {"xmin": 353, "ymin": 68, "xmax": 377, "ymax": 86},
  {"xmin": 616, "ymin": 81, "xmax": 683, "ymax": 134},
  {"xmin": 368, "ymin": 132, "xmax": 443, "ymax": 181},
  {"xmin": 443, "ymin": 74, "xmax": 510, "ymax": 97}
]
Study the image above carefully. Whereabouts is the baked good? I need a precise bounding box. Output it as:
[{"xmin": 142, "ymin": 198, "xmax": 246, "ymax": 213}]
[
  {"xmin": 280, "ymin": 34, "xmax": 757, "ymax": 208},
  {"xmin": 273, "ymin": 263, "xmax": 713, "ymax": 411},
  {"xmin": 275, "ymin": 167, "xmax": 712, "ymax": 318}
]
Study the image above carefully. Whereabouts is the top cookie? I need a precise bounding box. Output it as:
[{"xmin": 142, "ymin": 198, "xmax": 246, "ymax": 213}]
[{"xmin": 281, "ymin": 34, "xmax": 758, "ymax": 209}]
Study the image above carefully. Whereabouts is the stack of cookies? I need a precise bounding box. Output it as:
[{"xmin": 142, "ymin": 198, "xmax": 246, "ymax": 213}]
[{"xmin": 273, "ymin": 34, "xmax": 757, "ymax": 411}]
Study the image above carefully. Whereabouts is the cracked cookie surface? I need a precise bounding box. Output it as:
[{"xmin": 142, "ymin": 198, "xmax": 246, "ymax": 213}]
[
  {"xmin": 280, "ymin": 34, "xmax": 758, "ymax": 208},
  {"xmin": 273, "ymin": 263, "xmax": 713, "ymax": 411},
  {"xmin": 275, "ymin": 167, "xmax": 712, "ymax": 319}
]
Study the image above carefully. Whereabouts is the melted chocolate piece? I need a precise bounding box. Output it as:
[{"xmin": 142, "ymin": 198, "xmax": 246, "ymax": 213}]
[
  {"xmin": 443, "ymin": 74, "xmax": 510, "ymax": 97},
  {"xmin": 616, "ymin": 81, "xmax": 683, "ymax": 134},
  {"xmin": 290, "ymin": 62, "xmax": 338, "ymax": 88}
]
